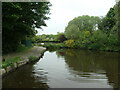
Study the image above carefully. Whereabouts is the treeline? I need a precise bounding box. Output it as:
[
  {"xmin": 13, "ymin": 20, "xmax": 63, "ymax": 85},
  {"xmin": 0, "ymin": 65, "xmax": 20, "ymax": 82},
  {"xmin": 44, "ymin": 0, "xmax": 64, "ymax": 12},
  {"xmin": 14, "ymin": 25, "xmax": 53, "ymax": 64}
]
[
  {"xmin": 64, "ymin": 2, "xmax": 120, "ymax": 51},
  {"xmin": 35, "ymin": 2, "xmax": 120, "ymax": 51},
  {"xmin": 2, "ymin": 2, "xmax": 51, "ymax": 54},
  {"xmin": 32, "ymin": 32, "xmax": 67, "ymax": 43}
]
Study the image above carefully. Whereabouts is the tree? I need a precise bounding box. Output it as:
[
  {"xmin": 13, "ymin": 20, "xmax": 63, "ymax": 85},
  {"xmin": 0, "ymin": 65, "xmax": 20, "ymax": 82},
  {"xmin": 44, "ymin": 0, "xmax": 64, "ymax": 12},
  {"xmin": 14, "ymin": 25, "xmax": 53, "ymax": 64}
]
[
  {"xmin": 118, "ymin": 1, "xmax": 120, "ymax": 43},
  {"xmin": 65, "ymin": 15, "xmax": 101, "ymax": 40},
  {"xmin": 115, "ymin": 1, "xmax": 120, "ymax": 44},
  {"xmin": 2, "ymin": 2, "xmax": 51, "ymax": 54},
  {"xmin": 98, "ymin": 7, "xmax": 116, "ymax": 35},
  {"xmin": 65, "ymin": 24, "xmax": 80, "ymax": 39},
  {"xmin": 57, "ymin": 33, "xmax": 67, "ymax": 42}
]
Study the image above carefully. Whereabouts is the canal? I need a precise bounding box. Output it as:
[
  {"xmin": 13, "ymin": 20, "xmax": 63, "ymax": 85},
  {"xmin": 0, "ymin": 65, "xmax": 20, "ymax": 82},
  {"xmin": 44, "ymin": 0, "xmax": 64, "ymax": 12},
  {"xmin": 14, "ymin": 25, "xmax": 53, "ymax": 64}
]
[{"xmin": 2, "ymin": 49, "xmax": 119, "ymax": 88}]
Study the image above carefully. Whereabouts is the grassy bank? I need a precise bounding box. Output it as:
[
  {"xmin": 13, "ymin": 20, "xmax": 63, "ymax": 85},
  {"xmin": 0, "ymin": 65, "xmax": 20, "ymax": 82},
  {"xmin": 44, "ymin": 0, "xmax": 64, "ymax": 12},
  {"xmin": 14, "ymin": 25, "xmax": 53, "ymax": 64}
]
[
  {"xmin": 1, "ymin": 46, "xmax": 45, "ymax": 68},
  {"xmin": 40, "ymin": 41, "xmax": 120, "ymax": 52},
  {"xmin": 41, "ymin": 43, "xmax": 66, "ymax": 49},
  {"xmin": 1, "ymin": 46, "xmax": 46, "ymax": 76},
  {"xmin": 0, "ymin": 57, "xmax": 22, "ymax": 69},
  {"xmin": 15, "ymin": 45, "xmax": 32, "ymax": 53},
  {"xmin": 0, "ymin": 55, "xmax": 39, "ymax": 69},
  {"xmin": 1, "ymin": 45, "xmax": 33, "ymax": 69},
  {"xmin": 28, "ymin": 56, "xmax": 38, "ymax": 62}
]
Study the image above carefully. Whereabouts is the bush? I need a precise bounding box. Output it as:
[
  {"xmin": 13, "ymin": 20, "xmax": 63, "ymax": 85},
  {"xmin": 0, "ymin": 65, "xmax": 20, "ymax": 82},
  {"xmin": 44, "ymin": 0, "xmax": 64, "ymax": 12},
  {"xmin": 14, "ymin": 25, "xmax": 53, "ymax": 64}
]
[
  {"xmin": 57, "ymin": 33, "xmax": 67, "ymax": 42},
  {"xmin": 16, "ymin": 45, "xmax": 32, "ymax": 52},
  {"xmin": 43, "ymin": 43, "xmax": 65, "ymax": 49},
  {"xmin": 64, "ymin": 40, "xmax": 75, "ymax": 47},
  {"xmin": 88, "ymin": 43, "xmax": 102, "ymax": 50},
  {"xmin": 108, "ymin": 33, "xmax": 119, "ymax": 46},
  {"xmin": 28, "ymin": 56, "xmax": 38, "ymax": 62}
]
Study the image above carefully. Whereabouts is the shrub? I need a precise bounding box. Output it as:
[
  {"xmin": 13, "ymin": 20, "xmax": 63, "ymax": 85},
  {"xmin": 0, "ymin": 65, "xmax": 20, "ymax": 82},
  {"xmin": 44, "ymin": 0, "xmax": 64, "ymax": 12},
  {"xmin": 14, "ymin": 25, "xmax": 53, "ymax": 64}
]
[
  {"xmin": 43, "ymin": 43, "xmax": 65, "ymax": 49},
  {"xmin": 108, "ymin": 33, "xmax": 119, "ymax": 46},
  {"xmin": 28, "ymin": 56, "xmax": 38, "ymax": 62},
  {"xmin": 64, "ymin": 40, "xmax": 75, "ymax": 47},
  {"xmin": 57, "ymin": 33, "xmax": 67, "ymax": 42},
  {"xmin": 88, "ymin": 43, "xmax": 102, "ymax": 50},
  {"xmin": 16, "ymin": 45, "xmax": 32, "ymax": 52}
]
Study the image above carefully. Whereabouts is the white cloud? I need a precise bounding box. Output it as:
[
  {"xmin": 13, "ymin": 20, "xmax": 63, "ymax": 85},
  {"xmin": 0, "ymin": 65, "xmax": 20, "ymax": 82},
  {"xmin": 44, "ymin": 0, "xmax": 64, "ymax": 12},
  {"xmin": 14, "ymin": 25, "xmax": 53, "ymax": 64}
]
[{"xmin": 37, "ymin": 0, "xmax": 116, "ymax": 35}]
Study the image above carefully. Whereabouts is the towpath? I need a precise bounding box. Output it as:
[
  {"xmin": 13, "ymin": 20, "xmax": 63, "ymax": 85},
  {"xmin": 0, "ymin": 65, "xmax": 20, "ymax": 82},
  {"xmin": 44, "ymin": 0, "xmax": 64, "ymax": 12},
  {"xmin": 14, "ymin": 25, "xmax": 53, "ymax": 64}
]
[{"xmin": 3, "ymin": 46, "xmax": 46, "ymax": 60}]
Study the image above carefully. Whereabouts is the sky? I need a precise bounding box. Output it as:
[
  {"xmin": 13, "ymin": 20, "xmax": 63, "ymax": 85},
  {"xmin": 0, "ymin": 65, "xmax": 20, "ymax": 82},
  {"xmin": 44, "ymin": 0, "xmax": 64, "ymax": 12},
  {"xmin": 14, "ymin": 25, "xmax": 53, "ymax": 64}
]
[{"xmin": 36, "ymin": 0, "xmax": 116, "ymax": 35}]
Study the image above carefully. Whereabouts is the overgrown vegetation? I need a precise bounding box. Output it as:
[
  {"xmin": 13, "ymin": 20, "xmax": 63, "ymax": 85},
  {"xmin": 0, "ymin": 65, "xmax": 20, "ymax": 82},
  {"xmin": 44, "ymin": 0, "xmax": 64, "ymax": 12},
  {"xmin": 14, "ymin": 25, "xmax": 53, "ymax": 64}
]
[
  {"xmin": 63, "ymin": 3, "xmax": 120, "ymax": 51},
  {"xmin": 2, "ymin": 2, "xmax": 51, "ymax": 54},
  {"xmin": 35, "ymin": 2, "xmax": 120, "ymax": 52},
  {"xmin": 3, "ymin": 2, "xmax": 120, "ymax": 53},
  {"xmin": 28, "ymin": 56, "xmax": 38, "ymax": 62},
  {"xmin": 40, "ymin": 43, "xmax": 65, "ymax": 49},
  {"xmin": 32, "ymin": 33, "xmax": 67, "ymax": 43},
  {"xmin": 0, "ymin": 57, "xmax": 21, "ymax": 69},
  {"xmin": 15, "ymin": 45, "xmax": 32, "ymax": 53}
]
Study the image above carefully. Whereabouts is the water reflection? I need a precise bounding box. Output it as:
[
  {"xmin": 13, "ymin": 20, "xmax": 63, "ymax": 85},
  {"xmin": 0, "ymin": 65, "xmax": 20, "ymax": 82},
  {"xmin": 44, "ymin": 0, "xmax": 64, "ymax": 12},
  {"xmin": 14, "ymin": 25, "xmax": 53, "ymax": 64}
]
[
  {"xmin": 2, "ymin": 63, "xmax": 49, "ymax": 88},
  {"xmin": 56, "ymin": 49, "xmax": 119, "ymax": 88},
  {"xmin": 2, "ymin": 49, "xmax": 119, "ymax": 88}
]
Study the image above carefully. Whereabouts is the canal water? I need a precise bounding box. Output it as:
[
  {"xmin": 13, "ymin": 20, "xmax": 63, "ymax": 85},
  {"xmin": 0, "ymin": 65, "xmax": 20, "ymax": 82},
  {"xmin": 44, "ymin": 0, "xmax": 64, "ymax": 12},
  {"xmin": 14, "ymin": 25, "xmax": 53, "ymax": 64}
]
[{"xmin": 2, "ymin": 49, "xmax": 119, "ymax": 88}]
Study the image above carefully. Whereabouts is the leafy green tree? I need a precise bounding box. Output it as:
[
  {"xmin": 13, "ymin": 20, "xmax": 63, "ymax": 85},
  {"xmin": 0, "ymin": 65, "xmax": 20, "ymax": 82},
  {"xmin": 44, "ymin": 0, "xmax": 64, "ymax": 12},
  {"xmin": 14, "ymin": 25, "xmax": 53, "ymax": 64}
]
[
  {"xmin": 2, "ymin": 2, "xmax": 51, "ymax": 54},
  {"xmin": 101, "ymin": 3, "xmax": 120, "ymax": 49},
  {"xmin": 65, "ymin": 24, "xmax": 80, "ymax": 39},
  {"xmin": 98, "ymin": 7, "xmax": 116, "ymax": 35},
  {"xmin": 118, "ymin": 1, "xmax": 120, "ymax": 43},
  {"xmin": 65, "ymin": 15, "xmax": 100, "ymax": 39},
  {"xmin": 114, "ymin": 1, "xmax": 120, "ymax": 44},
  {"xmin": 57, "ymin": 33, "xmax": 67, "ymax": 42},
  {"xmin": 64, "ymin": 7, "xmax": 120, "ymax": 51}
]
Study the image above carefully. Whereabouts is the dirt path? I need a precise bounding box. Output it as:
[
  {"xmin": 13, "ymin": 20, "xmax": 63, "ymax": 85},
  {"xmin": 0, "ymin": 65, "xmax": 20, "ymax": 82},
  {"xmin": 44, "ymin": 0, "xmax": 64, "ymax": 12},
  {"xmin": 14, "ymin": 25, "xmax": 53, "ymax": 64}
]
[{"xmin": 3, "ymin": 46, "xmax": 46, "ymax": 60}]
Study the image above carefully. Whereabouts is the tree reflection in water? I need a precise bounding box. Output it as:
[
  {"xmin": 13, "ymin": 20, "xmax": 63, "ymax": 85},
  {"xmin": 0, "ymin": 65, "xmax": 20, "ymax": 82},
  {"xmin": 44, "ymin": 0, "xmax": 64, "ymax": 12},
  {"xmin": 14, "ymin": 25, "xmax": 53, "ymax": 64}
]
[{"xmin": 56, "ymin": 49, "xmax": 119, "ymax": 88}]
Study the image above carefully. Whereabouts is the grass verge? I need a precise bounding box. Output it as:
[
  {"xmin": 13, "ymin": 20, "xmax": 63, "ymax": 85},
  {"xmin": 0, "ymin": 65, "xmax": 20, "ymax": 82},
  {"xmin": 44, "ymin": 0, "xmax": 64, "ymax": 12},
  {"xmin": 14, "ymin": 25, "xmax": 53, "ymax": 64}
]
[
  {"xmin": 28, "ymin": 56, "xmax": 38, "ymax": 62},
  {"xmin": 0, "ymin": 57, "xmax": 22, "ymax": 69},
  {"xmin": 15, "ymin": 45, "xmax": 32, "ymax": 53}
]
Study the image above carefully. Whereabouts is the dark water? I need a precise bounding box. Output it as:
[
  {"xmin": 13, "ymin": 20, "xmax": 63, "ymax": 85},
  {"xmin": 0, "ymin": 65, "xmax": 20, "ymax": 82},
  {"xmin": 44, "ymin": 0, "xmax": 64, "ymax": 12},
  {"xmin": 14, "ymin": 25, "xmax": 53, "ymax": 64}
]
[{"xmin": 2, "ymin": 49, "xmax": 119, "ymax": 88}]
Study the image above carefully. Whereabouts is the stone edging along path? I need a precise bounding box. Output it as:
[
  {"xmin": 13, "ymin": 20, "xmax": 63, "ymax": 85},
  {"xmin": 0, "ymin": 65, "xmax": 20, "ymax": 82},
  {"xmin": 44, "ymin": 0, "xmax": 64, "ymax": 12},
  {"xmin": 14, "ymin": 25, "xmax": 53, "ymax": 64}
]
[{"xmin": 0, "ymin": 46, "xmax": 46, "ymax": 77}]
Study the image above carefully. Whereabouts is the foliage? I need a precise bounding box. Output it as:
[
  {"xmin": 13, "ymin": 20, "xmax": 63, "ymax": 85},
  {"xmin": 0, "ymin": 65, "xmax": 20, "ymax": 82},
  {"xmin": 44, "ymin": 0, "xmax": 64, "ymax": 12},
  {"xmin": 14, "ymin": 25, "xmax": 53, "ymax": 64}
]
[
  {"xmin": 114, "ymin": 1, "xmax": 120, "ymax": 45},
  {"xmin": 31, "ymin": 33, "xmax": 67, "ymax": 43},
  {"xmin": 64, "ymin": 40, "xmax": 75, "ymax": 47},
  {"xmin": 31, "ymin": 35, "xmax": 42, "ymax": 43},
  {"xmin": 32, "ymin": 34, "xmax": 59, "ymax": 43},
  {"xmin": 28, "ymin": 56, "xmax": 38, "ymax": 62},
  {"xmin": 1, "ymin": 57, "xmax": 21, "ymax": 69},
  {"xmin": 65, "ymin": 24, "xmax": 80, "ymax": 39},
  {"xmin": 33, "ymin": 2, "xmax": 120, "ymax": 52},
  {"xmin": 2, "ymin": 2, "xmax": 51, "ymax": 54},
  {"xmin": 57, "ymin": 33, "xmax": 67, "ymax": 42},
  {"xmin": 98, "ymin": 7, "xmax": 116, "ymax": 35},
  {"xmin": 62, "ymin": 4, "xmax": 120, "ymax": 52},
  {"xmin": 15, "ymin": 45, "xmax": 32, "ymax": 52},
  {"xmin": 118, "ymin": 1, "xmax": 120, "ymax": 42},
  {"xmin": 65, "ymin": 15, "xmax": 101, "ymax": 39},
  {"xmin": 42, "ymin": 43, "xmax": 66, "ymax": 49}
]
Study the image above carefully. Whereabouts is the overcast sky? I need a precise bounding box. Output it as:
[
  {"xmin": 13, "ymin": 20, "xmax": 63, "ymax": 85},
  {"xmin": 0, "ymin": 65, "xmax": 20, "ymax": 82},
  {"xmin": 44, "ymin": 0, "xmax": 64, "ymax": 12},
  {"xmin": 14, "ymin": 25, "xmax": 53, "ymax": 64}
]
[{"xmin": 37, "ymin": 0, "xmax": 116, "ymax": 35}]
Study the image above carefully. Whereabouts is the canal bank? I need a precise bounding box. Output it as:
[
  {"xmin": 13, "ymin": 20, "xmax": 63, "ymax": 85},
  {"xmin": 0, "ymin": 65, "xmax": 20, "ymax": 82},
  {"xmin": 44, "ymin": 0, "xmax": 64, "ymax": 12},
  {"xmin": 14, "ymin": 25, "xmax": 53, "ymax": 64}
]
[
  {"xmin": 2, "ymin": 49, "xmax": 119, "ymax": 88},
  {"xmin": 0, "ymin": 46, "xmax": 46, "ymax": 77}
]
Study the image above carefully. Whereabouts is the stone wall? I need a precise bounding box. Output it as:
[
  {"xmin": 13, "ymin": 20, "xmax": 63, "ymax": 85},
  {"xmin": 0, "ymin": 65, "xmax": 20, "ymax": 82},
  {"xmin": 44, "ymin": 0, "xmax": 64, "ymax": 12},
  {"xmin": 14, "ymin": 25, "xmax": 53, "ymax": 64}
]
[{"xmin": 0, "ymin": 47, "xmax": 46, "ymax": 77}]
